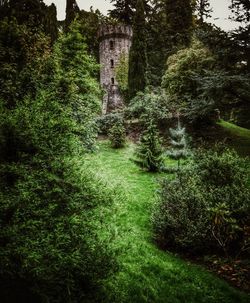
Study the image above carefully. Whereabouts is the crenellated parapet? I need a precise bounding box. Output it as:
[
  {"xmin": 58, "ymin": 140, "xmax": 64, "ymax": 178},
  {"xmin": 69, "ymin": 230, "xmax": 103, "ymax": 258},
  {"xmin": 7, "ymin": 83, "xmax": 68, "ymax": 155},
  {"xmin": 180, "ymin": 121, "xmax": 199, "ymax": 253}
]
[{"xmin": 98, "ymin": 24, "xmax": 133, "ymax": 42}]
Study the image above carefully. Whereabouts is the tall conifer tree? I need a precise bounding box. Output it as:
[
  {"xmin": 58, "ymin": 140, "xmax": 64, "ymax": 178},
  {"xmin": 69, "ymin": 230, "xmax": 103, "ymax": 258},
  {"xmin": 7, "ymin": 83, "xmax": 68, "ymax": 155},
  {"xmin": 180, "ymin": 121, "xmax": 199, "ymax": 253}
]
[
  {"xmin": 109, "ymin": 0, "xmax": 135, "ymax": 24},
  {"xmin": 65, "ymin": 0, "xmax": 79, "ymax": 31},
  {"xmin": 109, "ymin": 0, "xmax": 150, "ymax": 24},
  {"xmin": 45, "ymin": 3, "xmax": 58, "ymax": 43},
  {"xmin": 128, "ymin": 0, "xmax": 147, "ymax": 99}
]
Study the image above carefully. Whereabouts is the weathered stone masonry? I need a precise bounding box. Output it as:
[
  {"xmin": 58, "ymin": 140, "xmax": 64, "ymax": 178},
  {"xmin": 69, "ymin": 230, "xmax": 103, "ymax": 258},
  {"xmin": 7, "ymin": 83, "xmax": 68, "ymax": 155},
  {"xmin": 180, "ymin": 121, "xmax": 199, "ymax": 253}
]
[{"xmin": 98, "ymin": 24, "xmax": 132, "ymax": 114}]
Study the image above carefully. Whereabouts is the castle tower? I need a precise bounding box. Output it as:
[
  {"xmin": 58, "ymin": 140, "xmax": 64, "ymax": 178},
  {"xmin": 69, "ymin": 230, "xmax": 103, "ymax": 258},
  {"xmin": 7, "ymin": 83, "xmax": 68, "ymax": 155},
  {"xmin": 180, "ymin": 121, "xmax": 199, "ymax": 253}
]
[{"xmin": 98, "ymin": 24, "xmax": 133, "ymax": 114}]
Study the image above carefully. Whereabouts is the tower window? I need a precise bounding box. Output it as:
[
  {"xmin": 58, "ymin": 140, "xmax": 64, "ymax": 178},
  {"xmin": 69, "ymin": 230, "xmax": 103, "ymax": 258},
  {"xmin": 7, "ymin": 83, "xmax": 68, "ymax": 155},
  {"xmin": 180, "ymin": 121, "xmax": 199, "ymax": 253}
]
[
  {"xmin": 110, "ymin": 59, "xmax": 114, "ymax": 68},
  {"xmin": 111, "ymin": 77, "xmax": 115, "ymax": 85},
  {"xmin": 110, "ymin": 40, "xmax": 114, "ymax": 50}
]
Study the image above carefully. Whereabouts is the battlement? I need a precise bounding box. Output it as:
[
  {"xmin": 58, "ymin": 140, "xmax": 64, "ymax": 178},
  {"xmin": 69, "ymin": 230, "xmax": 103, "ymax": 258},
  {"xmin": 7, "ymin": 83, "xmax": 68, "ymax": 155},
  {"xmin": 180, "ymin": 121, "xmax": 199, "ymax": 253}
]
[{"xmin": 98, "ymin": 24, "xmax": 133, "ymax": 41}]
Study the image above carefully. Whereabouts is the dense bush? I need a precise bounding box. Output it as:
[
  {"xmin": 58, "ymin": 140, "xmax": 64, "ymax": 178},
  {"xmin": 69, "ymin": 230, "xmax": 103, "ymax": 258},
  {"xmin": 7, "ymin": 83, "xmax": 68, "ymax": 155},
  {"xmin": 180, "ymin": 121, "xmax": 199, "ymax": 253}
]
[
  {"xmin": 96, "ymin": 112, "xmax": 124, "ymax": 135},
  {"xmin": 0, "ymin": 92, "xmax": 117, "ymax": 302},
  {"xmin": 0, "ymin": 21, "xmax": 117, "ymax": 302},
  {"xmin": 152, "ymin": 147, "xmax": 250, "ymax": 256},
  {"xmin": 125, "ymin": 88, "xmax": 170, "ymax": 124},
  {"xmin": 108, "ymin": 121, "xmax": 126, "ymax": 148}
]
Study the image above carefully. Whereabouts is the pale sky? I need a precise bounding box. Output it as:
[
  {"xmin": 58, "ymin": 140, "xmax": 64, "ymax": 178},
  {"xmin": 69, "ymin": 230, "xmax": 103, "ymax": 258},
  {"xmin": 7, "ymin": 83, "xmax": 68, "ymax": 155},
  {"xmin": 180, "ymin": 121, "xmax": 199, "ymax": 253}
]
[{"xmin": 44, "ymin": 0, "xmax": 239, "ymax": 31}]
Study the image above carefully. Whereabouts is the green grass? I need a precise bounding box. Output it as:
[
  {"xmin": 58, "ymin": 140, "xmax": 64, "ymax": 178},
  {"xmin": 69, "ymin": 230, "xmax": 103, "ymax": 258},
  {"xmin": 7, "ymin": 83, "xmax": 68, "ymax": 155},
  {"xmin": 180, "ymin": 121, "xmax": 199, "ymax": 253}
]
[
  {"xmin": 217, "ymin": 120, "xmax": 250, "ymax": 156},
  {"xmin": 85, "ymin": 140, "xmax": 249, "ymax": 303}
]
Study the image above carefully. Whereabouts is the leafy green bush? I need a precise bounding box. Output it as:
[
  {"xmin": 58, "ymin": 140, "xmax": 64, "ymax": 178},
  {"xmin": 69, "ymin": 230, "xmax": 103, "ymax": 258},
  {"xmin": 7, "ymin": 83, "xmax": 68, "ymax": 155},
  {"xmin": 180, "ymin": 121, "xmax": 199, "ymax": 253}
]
[
  {"xmin": 109, "ymin": 121, "xmax": 126, "ymax": 148},
  {"xmin": 134, "ymin": 121, "xmax": 164, "ymax": 172},
  {"xmin": 153, "ymin": 147, "xmax": 250, "ymax": 256},
  {"xmin": 96, "ymin": 112, "xmax": 124, "ymax": 135},
  {"xmin": 0, "ymin": 21, "xmax": 116, "ymax": 302},
  {"xmin": 152, "ymin": 167, "xmax": 211, "ymax": 253},
  {"xmin": 0, "ymin": 91, "xmax": 117, "ymax": 302},
  {"xmin": 125, "ymin": 88, "xmax": 170, "ymax": 124}
]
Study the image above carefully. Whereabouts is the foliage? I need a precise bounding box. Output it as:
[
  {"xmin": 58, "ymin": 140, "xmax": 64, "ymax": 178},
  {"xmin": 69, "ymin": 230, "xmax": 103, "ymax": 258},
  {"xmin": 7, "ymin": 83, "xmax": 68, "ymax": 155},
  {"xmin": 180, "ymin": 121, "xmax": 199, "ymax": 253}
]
[
  {"xmin": 193, "ymin": 23, "xmax": 250, "ymax": 127},
  {"xmin": 194, "ymin": 71, "xmax": 250, "ymax": 126},
  {"xmin": 230, "ymin": 0, "xmax": 250, "ymax": 71},
  {"xmin": 147, "ymin": 0, "xmax": 193, "ymax": 85},
  {"xmin": 109, "ymin": 0, "xmax": 151, "ymax": 24},
  {"xmin": 167, "ymin": 117, "xmax": 191, "ymax": 169},
  {"xmin": 96, "ymin": 112, "xmax": 124, "ymax": 135},
  {"xmin": 153, "ymin": 147, "xmax": 250, "ymax": 256},
  {"xmin": 85, "ymin": 141, "xmax": 249, "ymax": 303},
  {"xmin": 0, "ymin": 20, "xmax": 115, "ymax": 302},
  {"xmin": 128, "ymin": 0, "xmax": 148, "ymax": 99},
  {"xmin": 109, "ymin": 121, "xmax": 126, "ymax": 148},
  {"xmin": 78, "ymin": 8, "xmax": 102, "ymax": 60},
  {"xmin": 161, "ymin": 38, "xmax": 220, "ymax": 123},
  {"xmin": 0, "ymin": 18, "xmax": 51, "ymax": 108},
  {"xmin": 115, "ymin": 51, "xmax": 129, "ymax": 101},
  {"xmin": 0, "ymin": 0, "xmax": 58, "ymax": 43},
  {"xmin": 53, "ymin": 21, "xmax": 101, "ymax": 151},
  {"xmin": 195, "ymin": 23, "xmax": 240, "ymax": 69},
  {"xmin": 0, "ymin": 93, "xmax": 116, "ymax": 302},
  {"xmin": 152, "ymin": 168, "xmax": 210, "ymax": 252},
  {"xmin": 65, "ymin": 0, "xmax": 80, "ymax": 32},
  {"xmin": 125, "ymin": 88, "xmax": 170, "ymax": 123},
  {"xmin": 109, "ymin": 0, "xmax": 136, "ymax": 24},
  {"xmin": 44, "ymin": 3, "xmax": 58, "ymax": 44},
  {"xmin": 134, "ymin": 121, "xmax": 164, "ymax": 172}
]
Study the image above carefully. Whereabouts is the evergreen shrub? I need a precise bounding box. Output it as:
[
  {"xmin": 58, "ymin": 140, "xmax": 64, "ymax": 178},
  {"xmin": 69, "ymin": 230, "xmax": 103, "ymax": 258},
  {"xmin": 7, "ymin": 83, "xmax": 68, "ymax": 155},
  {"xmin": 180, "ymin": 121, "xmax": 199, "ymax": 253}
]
[
  {"xmin": 108, "ymin": 121, "xmax": 126, "ymax": 148},
  {"xmin": 0, "ymin": 21, "xmax": 116, "ymax": 302},
  {"xmin": 152, "ymin": 147, "xmax": 250, "ymax": 256},
  {"xmin": 134, "ymin": 121, "xmax": 164, "ymax": 172},
  {"xmin": 0, "ymin": 93, "xmax": 117, "ymax": 302}
]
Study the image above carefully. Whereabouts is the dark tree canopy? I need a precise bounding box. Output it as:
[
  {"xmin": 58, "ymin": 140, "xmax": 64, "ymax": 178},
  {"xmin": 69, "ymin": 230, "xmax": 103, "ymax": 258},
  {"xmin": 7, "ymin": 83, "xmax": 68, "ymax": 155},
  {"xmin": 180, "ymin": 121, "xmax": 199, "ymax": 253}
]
[
  {"xmin": 147, "ymin": 0, "xmax": 193, "ymax": 85},
  {"xmin": 109, "ymin": 0, "xmax": 135, "ymax": 24},
  {"xmin": 0, "ymin": 0, "xmax": 58, "ymax": 43},
  {"xmin": 128, "ymin": 0, "xmax": 148, "ymax": 98},
  {"xmin": 109, "ymin": 0, "xmax": 150, "ymax": 24},
  {"xmin": 65, "ymin": 0, "xmax": 80, "ymax": 31},
  {"xmin": 0, "ymin": 0, "xmax": 46, "ymax": 28},
  {"xmin": 230, "ymin": 0, "xmax": 250, "ymax": 71}
]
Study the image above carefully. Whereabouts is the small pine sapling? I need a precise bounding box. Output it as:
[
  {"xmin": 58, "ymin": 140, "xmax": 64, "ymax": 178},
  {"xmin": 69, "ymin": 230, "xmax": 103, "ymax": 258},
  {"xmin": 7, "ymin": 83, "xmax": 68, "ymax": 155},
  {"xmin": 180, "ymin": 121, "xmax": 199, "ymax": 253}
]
[
  {"xmin": 134, "ymin": 121, "xmax": 164, "ymax": 172},
  {"xmin": 109, "ymin": 121, "xmax": 126, "ymax": 148},
  {"xmin": 167, "ymin": 116, "xmax": 191, "ymax": 170}
]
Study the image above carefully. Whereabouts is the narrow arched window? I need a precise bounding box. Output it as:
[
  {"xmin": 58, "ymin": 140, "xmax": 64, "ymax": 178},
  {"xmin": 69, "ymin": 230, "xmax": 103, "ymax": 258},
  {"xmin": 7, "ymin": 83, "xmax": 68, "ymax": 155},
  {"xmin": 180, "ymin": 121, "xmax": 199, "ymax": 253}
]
[
  {"xmin": 110, "ymin": 40, "xmax": 114, "ymax": 50},
  {"xmin": 110, "ymin": 59, "xmax": 114, "ymax": 68},
  {"xmin": 111, "ymin": 77, "xmax": 115, "ymax": 85}
]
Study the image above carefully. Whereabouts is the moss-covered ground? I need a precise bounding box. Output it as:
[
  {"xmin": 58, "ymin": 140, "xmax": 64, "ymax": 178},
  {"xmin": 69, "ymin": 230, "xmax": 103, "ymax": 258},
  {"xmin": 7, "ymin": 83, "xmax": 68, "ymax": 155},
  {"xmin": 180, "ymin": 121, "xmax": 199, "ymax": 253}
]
[{"xmin": 85, "ymin": 140, "xmax": 249, "ymax": 303}]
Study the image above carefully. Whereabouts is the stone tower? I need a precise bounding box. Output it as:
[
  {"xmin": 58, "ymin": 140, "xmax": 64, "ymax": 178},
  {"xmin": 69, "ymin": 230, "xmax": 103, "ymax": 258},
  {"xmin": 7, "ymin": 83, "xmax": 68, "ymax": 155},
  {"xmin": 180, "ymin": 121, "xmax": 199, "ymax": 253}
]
[{"xmin": 98, "ymin": 24, "xmax": 133, "ymax": 114}]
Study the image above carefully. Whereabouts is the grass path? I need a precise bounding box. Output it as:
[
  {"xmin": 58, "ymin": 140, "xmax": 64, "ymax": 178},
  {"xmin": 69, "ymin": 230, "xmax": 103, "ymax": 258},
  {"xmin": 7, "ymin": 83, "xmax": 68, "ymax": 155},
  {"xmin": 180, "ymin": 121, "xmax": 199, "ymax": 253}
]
[{"xmin": 86, "ymin": 141, "xmax": 249, "ymax": 303}]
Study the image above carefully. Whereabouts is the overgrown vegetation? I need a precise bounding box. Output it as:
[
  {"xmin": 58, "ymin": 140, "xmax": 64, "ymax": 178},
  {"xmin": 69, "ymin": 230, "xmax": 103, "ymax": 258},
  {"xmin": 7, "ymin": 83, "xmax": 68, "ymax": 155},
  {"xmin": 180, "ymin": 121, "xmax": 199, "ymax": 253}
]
[
  {"xmin": 0, "ymin": 16, "xmax": 116, "ymax": 302},
  {"xmin": 85, "ymin": 141, "xmax": 249, "ymax": 302},
  {"xmin": 1, "ymin": 0, "xmax": 250, "ymax": 301},
  {"xmin": 153, "ymin": 147, "xmax": 250, "ymax": 257}
]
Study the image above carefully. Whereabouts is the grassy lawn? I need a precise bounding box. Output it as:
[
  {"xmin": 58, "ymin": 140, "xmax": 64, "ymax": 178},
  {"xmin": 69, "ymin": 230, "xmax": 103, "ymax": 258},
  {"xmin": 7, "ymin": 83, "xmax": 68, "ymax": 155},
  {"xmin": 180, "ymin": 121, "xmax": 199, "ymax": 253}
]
[
  {"xmin": 85, "ymin": 140, "xmax": 249, "ymax": 303},
  {"xmin": 217, "ymin": 120, "xmax": 250, "ymax": 157}
]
